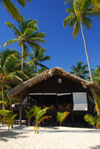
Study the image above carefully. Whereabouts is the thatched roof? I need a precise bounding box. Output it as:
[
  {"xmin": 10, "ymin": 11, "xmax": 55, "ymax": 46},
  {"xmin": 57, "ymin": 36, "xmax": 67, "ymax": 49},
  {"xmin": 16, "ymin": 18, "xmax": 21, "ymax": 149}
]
[{"xmin": 7, "ymin": 67, "xmax": 100, "ymax": 99}]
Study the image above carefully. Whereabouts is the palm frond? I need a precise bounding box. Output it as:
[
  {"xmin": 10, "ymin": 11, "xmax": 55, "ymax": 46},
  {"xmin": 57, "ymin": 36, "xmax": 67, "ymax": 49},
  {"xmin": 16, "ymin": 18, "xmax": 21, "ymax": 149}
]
[
  {"xmin": 63, "ymin": 14, "xmax": 76, "ymax": 28},
  {"xmin": 2, "ymin": 0, "xmax": 22, "ymax": 22},
  {"xmin": 73, "ymin": 20, "xmax": 80, "ymax": 38},
  {"xmin": 3, "ymin": 39, "xmax": 18, "ymax": 47},
  {"xmin": 82, "ymin": 16, "xmax": 92, "ymax": 30},
  {"xmin": 16, "ymin": 0, "xmax": 31, "ymax": 7},
  {"xmin": 84, "ymin": 114, "xmax": 94, "ymax": 125},
  {"xmin": 5, "ymin": 22, "xmax": 21, "ymax": 36},
  {"xmin": 29, "ymin": 32, "xmax": 46, "ymax": 38}
]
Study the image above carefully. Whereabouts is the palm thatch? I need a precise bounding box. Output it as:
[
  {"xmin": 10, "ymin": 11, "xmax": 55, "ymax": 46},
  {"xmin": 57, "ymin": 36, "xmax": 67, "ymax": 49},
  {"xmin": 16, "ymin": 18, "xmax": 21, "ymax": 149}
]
[{"xmin": 7, "ymin": 67, "xmax": 100, "ymax": 99}]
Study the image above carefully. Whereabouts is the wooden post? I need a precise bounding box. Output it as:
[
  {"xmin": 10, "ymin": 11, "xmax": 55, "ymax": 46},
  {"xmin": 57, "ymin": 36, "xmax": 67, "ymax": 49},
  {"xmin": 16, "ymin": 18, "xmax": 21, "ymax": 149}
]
[{"xmin": 19, "ymin": 91, "xmax": 22, "ymax": 126}]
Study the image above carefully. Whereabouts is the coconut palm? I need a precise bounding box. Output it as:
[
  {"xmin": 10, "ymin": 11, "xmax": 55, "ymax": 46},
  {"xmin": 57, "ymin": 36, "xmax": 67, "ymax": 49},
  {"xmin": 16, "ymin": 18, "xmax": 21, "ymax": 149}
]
[
  {"xmin": 57, "ymin": 111, "xmax": 69, "ymax": 126},
  {"xmin": 70, "ymin": 61, "xmax": 89, "ymax": 79},
  {"xmin": 0, "ymin": 0, "xmax": 31, "ymax": 22},
  {"xmin": 33, "ymin": 106, "xmax": 52, "ymax": 133},
  {"xmin": 63, "ymin": 0, "xmax": 97, "ymax": 82},
  {"xmin": 74, "ymin": 0, "xmax": 100, "ymax": 14},
  {"xmin": 0, "ymin": 49, "xmax": 20, "ymax": 113},
  {"xmin": 27, "ymin": 48, "xmax": 51, "ymax": 73},
  {"xmin": 3, "ymin": 15, "xmax": 46, "ymax": 75}
]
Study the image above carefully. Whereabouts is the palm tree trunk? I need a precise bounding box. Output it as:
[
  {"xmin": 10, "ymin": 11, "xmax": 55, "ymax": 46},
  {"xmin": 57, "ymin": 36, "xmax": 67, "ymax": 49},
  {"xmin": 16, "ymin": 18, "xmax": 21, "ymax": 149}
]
[
  {"xmin": 60, "ymin": 121, "xmax": 61, "ymax": 126},
  {"xmin": 1, "ymin": 81, "xmax": 5, "ymax": 111},
  {"xmin": 80, "ymin": 22, "xmax": 93, "ymax": 82},
  {"xmin": 19, "ymin": 42, "xmax": 24, "ymax": 126},
  {"xmin": 21, "ymin": 42, "xmax": 24, "ymax": 73},
  {"xmin": 1, "ymin": 76, "xmax": 5, "ymax": 123}
]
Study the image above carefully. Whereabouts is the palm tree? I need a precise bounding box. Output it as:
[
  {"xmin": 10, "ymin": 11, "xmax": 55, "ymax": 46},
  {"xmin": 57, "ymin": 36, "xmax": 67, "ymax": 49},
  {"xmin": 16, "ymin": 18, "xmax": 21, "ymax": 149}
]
[
  {"xmin": 84, "ymin": 114, "xmax": 99, "ymax": 128},
  {"xmin": 0, "ymin": 0, "xmax": 31, "ymax": 22},
  {"xmin": 5, "ymin": 113, "xmax": 17, "ymax": 131},
  {"xmin": 63, "ymin": 0, "xmax": 96, "ymax": 82},
  {"xmin": 70, "ymin": 61, "xmax": 89, "ymax": 79},
  {"xmin": 3, "ymin": 15, "xmax": 46, "ymax": 75},
  {"xmin": 74, "ymin": 0, "xmax": 100, "ymax": 14},
  {"xmin": 27, "ymin": 48, "xmax": 51, "ymax": 73},
  {"xmin": 0, "ymin": 101, "xmax": 11, "ymax": 125},
  {"xmin": 84, "ymin": 89, "xmax": 100, "ymax": 128},
  {"xmin": 25, "ymin": 109, "xmax": 34, "ymax": 126},
  {"xmin": 33, "ymin": 106, "xmax": 52, "ymax": 133},
  {"xmin": 0, "ymin": 49, "xmax": 20, "ymax": 113},
  {"xmin": 57, "ymin": 111, "xmax": 69, "ymax": 126}
]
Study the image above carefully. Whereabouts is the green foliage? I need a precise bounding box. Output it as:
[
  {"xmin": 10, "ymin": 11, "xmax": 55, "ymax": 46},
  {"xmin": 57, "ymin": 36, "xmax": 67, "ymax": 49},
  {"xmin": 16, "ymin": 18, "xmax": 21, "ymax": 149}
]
[
  {"xmin": 57, "ymin": 111, "xmax": 70, "ymax": 126},
  {"xmin": 84, "ymin": 89, "xmax": 100, "ymax": 128},
  {"xmin": 27, "ymin": 48, "xmax": 51, "ymax": 73},
  {"xmin": 70, "ymin": 61, "xmax": 89, "ymax": 79},
  {"xmin": 63, "ymin": 0, "xmax": 93, "ymax": 38},
  {"xmin": 1, "ymin": 0, "xmax": 31, "ymax": 22},
  {"xmin": 0, "ymin": 110, "xmax": 10, "ymax": 115},
  {"xmin": 5, "ymin": 113, "xmax": 17, "ymax": 131},
  {"xmin": 0, "ymin": 101, "xmax": 8, "ymax": 115},
  {"xmin": 33, "ymin": 106, "xmax": 52, "ymax": 133},
  {"xmin": 84, "ymin": 114, "xmax": 99, "ymax": 128},
  {"xmin": 25, "ymin": 109, "xmax": 34, "ymax": 125},
  {"xmin": 3, "ymin": 15, "xmax": 47, "ymax": 79},
  {"xmin": 91, "ymin": 89, "xmax": 100, "ymax": 114},
  {"xmin": 92, "ymin": 65, "xmax": 100, "ymax": 86},
  {"xmin": 3, "ymin": 15, "xmax": 46, "ymax": 51}
]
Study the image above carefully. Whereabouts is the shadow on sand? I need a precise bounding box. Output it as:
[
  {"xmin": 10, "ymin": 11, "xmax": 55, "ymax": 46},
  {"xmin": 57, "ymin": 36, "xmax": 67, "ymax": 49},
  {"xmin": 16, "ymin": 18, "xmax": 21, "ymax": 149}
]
[
  {"xmin": 90, "ymin": 145, "xmax": 100, "ymax": 149},
  {"xmin": 0, "ymin": 130, "xmax": 28, "ymax": 142},
  {"xmin": 37, "ymin": 127, "xmax": 100, "ymax": 134}
]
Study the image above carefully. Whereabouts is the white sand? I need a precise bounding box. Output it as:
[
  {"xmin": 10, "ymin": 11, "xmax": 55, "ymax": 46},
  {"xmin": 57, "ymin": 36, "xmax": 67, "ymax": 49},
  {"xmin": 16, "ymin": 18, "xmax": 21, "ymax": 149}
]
[{"xmin": 0, "ymin": 126, "xmax": 100, "ymax": 149}]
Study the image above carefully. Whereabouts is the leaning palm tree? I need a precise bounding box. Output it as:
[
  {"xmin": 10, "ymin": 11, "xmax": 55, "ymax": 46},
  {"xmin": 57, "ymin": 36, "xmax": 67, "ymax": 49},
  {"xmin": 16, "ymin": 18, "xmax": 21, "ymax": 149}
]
[
  {"xmin": 33, "ymin": 106, "xmax": 52, "ymax": 133},
  {"xmin": 27, "ymin": 48, "xmax": 51, "ymax": 73},
  {"xmin": 63, "ymin": 0, "xmax": 97, "ymax": 82},
  {"xmin": 70, "ymin": 61, "xmax": 89, "ymax": 79},
  {"xmin": 3, "ymin": 15, "xmax": 46, "ymax": 75},
  {"xmin": 0, "ymin": 0, "xmax": 31, "ymax": 22}
]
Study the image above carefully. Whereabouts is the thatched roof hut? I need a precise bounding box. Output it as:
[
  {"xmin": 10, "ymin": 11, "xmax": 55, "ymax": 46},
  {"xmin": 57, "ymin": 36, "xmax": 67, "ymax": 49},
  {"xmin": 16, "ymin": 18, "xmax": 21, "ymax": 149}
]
[{"xmin": 8, "ymin": 67, "xmax": 100, "ymax": 100}]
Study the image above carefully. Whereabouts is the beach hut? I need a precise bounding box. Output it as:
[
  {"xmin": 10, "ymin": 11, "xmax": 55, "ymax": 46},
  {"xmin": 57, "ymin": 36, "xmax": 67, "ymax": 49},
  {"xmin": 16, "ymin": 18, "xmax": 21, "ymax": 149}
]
[{"xmin": 7, "ymin": 67, "xmax": 100, "ymax": 126}]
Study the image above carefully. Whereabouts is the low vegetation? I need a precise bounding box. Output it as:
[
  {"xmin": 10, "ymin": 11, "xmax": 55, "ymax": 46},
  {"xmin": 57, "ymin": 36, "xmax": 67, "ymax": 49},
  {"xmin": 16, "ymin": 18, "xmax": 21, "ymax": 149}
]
[
  {"xmin": 57, "ymin": 111, "xmax": 70, "ymax": 126},
  {"xmin": 84, "ymin": 90, "xmax": 100, "ymax": 128},
  {"xmin": 33, "ymin": 106, "xmax": 52, "ymax": 133}
]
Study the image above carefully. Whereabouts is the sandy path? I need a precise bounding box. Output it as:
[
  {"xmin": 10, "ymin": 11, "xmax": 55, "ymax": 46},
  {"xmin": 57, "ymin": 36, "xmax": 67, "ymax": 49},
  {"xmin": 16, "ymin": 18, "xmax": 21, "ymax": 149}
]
[{"xmin": 0, "ymin": 126, "xmax": 100, "ymax": 149}]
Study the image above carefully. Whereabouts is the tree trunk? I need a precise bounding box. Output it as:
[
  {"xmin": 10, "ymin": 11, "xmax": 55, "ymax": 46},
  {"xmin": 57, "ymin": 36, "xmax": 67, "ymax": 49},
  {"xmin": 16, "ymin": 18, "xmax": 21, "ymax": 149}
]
[
  {"xmin": 21, "ymin": 42, "xmax": 24, "ymax": 73},
  {"xmin": 1, "ymin": 76, "xmax": 5, "ymax": 124},
  {"xmin": 60, "ymin": 121, "xmax": 61, "ymax": 126},
  {"xmin": 80, "ymin": 22, "xmax": 93, "ymax": 82},
  {"xmin": 19, "ymin": 42, "xmax": 24, "ymax": 126},
  {"xmin": 8, "ymin": 125, "xmax": 10, "ymax": 131},
  {"xmin": 28, "ymin": 119, "xmax": 30, "ymax": 126}
]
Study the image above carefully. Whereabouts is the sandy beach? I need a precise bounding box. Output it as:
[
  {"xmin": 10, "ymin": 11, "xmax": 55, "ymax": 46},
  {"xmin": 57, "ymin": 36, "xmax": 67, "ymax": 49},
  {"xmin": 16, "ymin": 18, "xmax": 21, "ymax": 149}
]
[{"xmin": 0, "ymin": 125, "xmax": 100, "ymax": 149}]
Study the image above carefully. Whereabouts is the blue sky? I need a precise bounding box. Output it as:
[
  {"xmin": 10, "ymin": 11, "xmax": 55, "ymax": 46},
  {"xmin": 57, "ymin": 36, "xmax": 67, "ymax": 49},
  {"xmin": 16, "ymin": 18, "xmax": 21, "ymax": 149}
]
[{"xmin": 0, "ymin": 0, "xmax": 100, "ymax": 72}]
